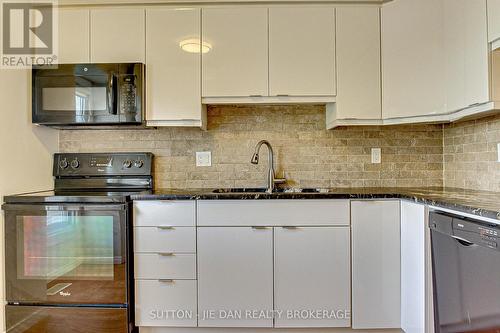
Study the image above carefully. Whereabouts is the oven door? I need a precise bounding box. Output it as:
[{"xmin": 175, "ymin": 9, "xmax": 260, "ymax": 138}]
[
  {"xmin": 32, "ymin": 64, "xmax": 118, "ymax": 125},
  {"xmin": 4, "ymin": 203, "xmax": 128, "ymax": 306}
]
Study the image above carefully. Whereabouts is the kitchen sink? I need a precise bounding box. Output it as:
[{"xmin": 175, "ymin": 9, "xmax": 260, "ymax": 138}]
[{"xmin": 211, "ymin": 188, "xmax": 328, "ymax": 194}]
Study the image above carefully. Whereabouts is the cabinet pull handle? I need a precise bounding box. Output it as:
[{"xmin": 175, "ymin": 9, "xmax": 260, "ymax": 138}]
[
  {"xmin": 251, "ymin": 226, "xmax": 269, "ymax": 230},
  {"xmin": 158, "ymin": 279, "xmax": 174, "ymax": 283},
  {"xmin": 276, "ymin": 94, "xmax": 290, "ymax": 97},
  {"xmin": 282, "ymin": 226, "xmax": 299, "ymax": 230},
  {"xmin": 157, "ymin": 226, "xmax": 174, "ymax": 230},
  {"xmin": 249, "ymin": 94, "xmax": 263, "ymax": 97},
  {"xmin": 158, "ymin": 252, "xmax": 174, "ymax": 256}
]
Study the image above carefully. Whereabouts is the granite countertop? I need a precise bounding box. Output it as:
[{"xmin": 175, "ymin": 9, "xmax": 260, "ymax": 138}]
[{"xmin": 131, "ymin": 187, "xmax": 500, "ymax": 221}]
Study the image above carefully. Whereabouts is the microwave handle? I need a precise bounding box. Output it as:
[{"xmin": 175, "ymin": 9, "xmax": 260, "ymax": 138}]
[{"xmin": 108, "ymin": 74, "xmax": 118, "ymax": 115}]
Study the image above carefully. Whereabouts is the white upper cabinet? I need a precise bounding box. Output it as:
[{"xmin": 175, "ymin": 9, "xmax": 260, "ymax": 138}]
[
  {"xmin": 58, "ymin": 8, "xmax": 90, "ymax": 63},
  {"xmin": 90, "ymin": 8, "xmax": 145, "ymax": 63},
  {"xmin": 269, "ymin": 7, "xmax": 336, "ymax": 97},
  {"xmin": 351, "ymin": 200, "xmax": 401, "ymax": 329},
  {"xmin": 382, "ymin": 0, "xmax": 446, "ymax": 119},
  {"xmin": 145, "ymin": 8, "xmax": 204, "ymax": 127},
  {"xmin": 197, "ymin": 227, "xmax": 274, "ymax": 328},
  {"xmin": 274, "ymin": 227, "xmax": 350, "ymax": 328},
  {"xmin": 335, "ymin": 7, "xmax": 381, "ymax": 120},
  {"xmin": 444, "ymin": 0, "xmax": 489, "ymax": 112},
  {"xmin": 202, "ymin": 7, "xmax": 268, "ymax": 97},
  {"xmin": 488, "ymin": 0, "xmax": 500, "ymax": 44},
  {"xmin": 463, "ymin": 0, "xmax": 489, "ymax": 108}
]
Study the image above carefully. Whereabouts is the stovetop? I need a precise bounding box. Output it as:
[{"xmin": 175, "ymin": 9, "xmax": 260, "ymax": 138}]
[
  {"xmin": 3, "ymin": 189, "xmax": 153, "ymax": 204},
  {"xmin": 4, "ymin": 153, "xmax": 154, "ymax": 205}
]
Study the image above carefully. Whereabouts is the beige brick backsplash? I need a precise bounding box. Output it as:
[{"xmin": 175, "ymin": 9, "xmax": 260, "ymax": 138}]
[
  {"xmin": 59, "ymin": 104, "xmax": 445, "ymax": 189},
  {"xmin": 443, "ymin": 114, "xmax": 500, "ymax": 192}
]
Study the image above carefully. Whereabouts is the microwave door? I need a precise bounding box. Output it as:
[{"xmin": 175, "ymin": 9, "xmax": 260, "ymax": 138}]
[{"xmin": 33, "ymin": 75, "xmax": 119, "ymax": 125}]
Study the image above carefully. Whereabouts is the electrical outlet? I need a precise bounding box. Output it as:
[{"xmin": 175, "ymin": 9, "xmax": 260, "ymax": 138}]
[
  {"xmin": 497, "ymin": 143, "xmax": 500, "ymax": 162},
  {"xmin": 371, "ymin": 148, "xmax": 381, "ymax": 164},
  {"xmin": 196, "ymin": 151, "xmax": 212, "ymax": 167}
]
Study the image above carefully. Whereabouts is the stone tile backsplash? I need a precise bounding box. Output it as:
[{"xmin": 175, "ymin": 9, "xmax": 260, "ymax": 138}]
[
  {"xmin": 443, "ymin": 114, "xmax": 500, "ymax": 192},
  {"xmin": 59, "ymin": 104, "xmax": 444, "ymax": 189}
]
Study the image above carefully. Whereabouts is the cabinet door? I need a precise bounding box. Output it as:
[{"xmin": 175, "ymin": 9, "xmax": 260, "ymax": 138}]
[
  {"xmin": 351, "ymin": 200, "xmax": 401, "ymax": 329},
  {"xmin": 274, "ymin": 227, "xmax": 350, "ymax": 328},
  {"xmin": 202, "ymin": 8, "xmax": 268, "ymax": 97},
  {"xmin": 382, "ymin": 0, "xmax": 446, "ymax": 118},
  {"xmin": 400, "ymin": 202, "xmax": 426, "ymax": 333},
  {"xmin": 197, "ymin": 227, "xmax": 273, "ymax": 327},
  {"xmin": 444, "ymin": 0, "xmax": 489, "ymax": 112},
  {"xmin": 464, "ymin": 0, "xmax": 489, "ymax": 107},
  {"xmin": 146, "ymin": 8, "xmax": 202, "ymax": 126},
  {"xmin": 443, "ymin": 0, "xmax": 466, "ymax": 112},
  {"xmin": 58, "ymin": 9, "xmax": 89, "ymax": 63},
  {"xmin": 488, "ymin": 0, "xmax": 500, "ymax": 43},
  {"xmin": 90, "ymin": 8, "xmax": 145, "ymax": 63},
  {"xmin": 269, "ymin": 7, "xmax": 335, "ymax": 96},
  {"xmin": 336, "ymin": 7, "xmax": 381, "ymax": 120}
]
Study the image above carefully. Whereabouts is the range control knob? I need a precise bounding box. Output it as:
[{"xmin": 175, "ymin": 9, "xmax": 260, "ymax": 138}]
[
  {"xmin": 70, "ymin": 158, "xmax": 80, "ymax": 169},
  {"xmin": 133, "ymin": 160, "xmax": 144, "ymax": 168},
  {"xmin": 59, "ymin": 158, "xmax": 69, "ymax": 169},
  {"xmin": 123, "ymin": 160, "xmax": 132, "ymax": 168}
]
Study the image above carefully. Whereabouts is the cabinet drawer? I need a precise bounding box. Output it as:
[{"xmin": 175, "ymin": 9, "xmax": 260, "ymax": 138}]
[
  {"xmin": 133, "ymin": 201, "xmax": 196, "ymax": 227},
  {"xmin": 135, "ymin": 253, "xmax": 196, "ymax": 279},
  {"xmin": 134, "ymin": 227, "xmax": 196, "ymax": 253},
  {"xmin": 135, "ymin": 280, "xmax": 197, "ymax": 327},
  {"xmin": 197, "ymin": 200, "xmax": 350, "ymax": 226}
]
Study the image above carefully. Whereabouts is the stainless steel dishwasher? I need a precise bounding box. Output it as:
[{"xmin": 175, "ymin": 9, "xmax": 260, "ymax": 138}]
[{"xmin": 429, "ymin": 211, "xmax": 500, "ymax": 333}]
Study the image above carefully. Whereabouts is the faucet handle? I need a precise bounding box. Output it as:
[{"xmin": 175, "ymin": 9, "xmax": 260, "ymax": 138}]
[{"xmin": 273, "ymin": 170, "xmax": 287, "ymax": 184}]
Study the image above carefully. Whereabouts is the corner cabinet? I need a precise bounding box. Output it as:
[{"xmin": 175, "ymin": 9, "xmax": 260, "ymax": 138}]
[
  {"xmin": 328, "ymin": 6, "xmax": 381, "ymax": 126},
  {"xmin": 351, "ymin": 200, "xmax": 401, "ymax": 329},
  {"xmin": 202, "ymin": 7, "xmax": 269, "ymax": 98},
  {"xmin": 488, "ymin": 0, "xmax": 500, "ymax": 46},
  {"xmin": 90, "ymin": 8, "xmax": 145, "ymax": 63},
  {"xmin": 145, "ymin": 8, "xmax": 205, "ymax": 128}
]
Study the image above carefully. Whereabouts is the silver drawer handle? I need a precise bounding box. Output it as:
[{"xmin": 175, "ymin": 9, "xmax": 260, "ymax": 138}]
[
  {"xmin": 158, "ymin": 279, "xmax": 174, "ymax": 283},
  {"xmin": 157, "ymin": 226, "xmax": 174, "ymax": 230},
  {"xmin": 282, "ymin": 226, "xmax": 299, "ymax": 230},
  {"xmin": 158, "ymin": 252, "xmax": 175, "ymax": 257},
  {"xmin": 251, "ymin": 226, "xmax": 270, "ymax": 230}
]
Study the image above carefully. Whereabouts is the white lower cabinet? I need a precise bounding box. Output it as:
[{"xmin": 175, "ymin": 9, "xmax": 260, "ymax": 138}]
[
  {"xmin": 135, "ymin": 253, "xmax": 196, "ymax": 280},
  {"xmin": 197, "ymin": 227, "xmax": 274, "ymax": 327},
  {"xmin": 351, "ymin": 200, "xmax": 401, "ymax": 329},
  {"xmin": 135, "ymin": 280, "xmax": 197, "ymax": 327},
  {"xmin": 134, "ymin": 201, "xmax": 198, "ymax": 328},
  {"xmin": 274, "ymin": 227, "xmax": 350, "ymax": 328}
]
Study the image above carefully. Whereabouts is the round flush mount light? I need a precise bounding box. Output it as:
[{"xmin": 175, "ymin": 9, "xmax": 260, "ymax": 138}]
[{"xmin": 179, "ymin": 39, "xmax": 212, "ymax": 54}]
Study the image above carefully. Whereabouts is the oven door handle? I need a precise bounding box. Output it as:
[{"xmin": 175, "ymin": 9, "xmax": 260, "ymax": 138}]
[{"xmin": 2, "ymin": 203, "xmax": 127, "ymax": 212}]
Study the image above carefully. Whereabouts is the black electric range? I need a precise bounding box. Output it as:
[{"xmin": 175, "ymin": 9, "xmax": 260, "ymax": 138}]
[{"xmin": 2, "ymin": 152, "xmax": 153, "ymax": 333}]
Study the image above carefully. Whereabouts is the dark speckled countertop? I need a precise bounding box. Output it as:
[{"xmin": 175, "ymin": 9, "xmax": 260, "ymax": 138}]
[{"xmin": 131, "ymin": 187, "xmax": 500, "ymax": 221}]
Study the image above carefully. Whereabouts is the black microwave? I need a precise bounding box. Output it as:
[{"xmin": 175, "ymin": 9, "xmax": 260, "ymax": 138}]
[{"xmin": 32, "ymin": 63, "xmax": 144, "ymax": 126}]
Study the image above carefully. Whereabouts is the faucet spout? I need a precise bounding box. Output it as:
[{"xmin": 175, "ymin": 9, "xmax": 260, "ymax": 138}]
[{"xmin": 250, "ymin": 140, "xmax": 285, "ymax": 193}]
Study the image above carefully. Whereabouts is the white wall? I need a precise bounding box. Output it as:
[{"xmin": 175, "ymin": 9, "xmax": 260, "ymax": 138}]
[{"xmin": 0, "ymin": 68, "xmax": 59, "ymax": 331}]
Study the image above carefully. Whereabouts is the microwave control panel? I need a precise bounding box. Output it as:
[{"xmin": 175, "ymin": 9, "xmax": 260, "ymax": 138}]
[{"xmin": 119, "ymin": 75, "xmax": 137, "ymax": 114}]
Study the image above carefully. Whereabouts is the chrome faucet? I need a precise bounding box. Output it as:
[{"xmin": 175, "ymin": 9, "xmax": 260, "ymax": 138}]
[{"xmin": 251, "ymin": 140, "xmax": 286, "ymax": 193}]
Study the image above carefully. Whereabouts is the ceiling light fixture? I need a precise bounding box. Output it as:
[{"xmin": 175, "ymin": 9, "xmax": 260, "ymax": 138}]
[{"xmin": 179, "ymin": 39, "xmax": 212, "ymax": 54}]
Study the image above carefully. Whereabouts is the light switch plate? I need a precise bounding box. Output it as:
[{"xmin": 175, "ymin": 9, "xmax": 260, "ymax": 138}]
[
  {"xmin": 196, "ymin": 151, "xmax": 212, "ymax": 167},
  {"xmin": 497, "ymin": 143, "xmax": 500, "ymax": 162},
  {"xmin": 371, "ymin": 148, "xmax": 381, "ymax": 164}
]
